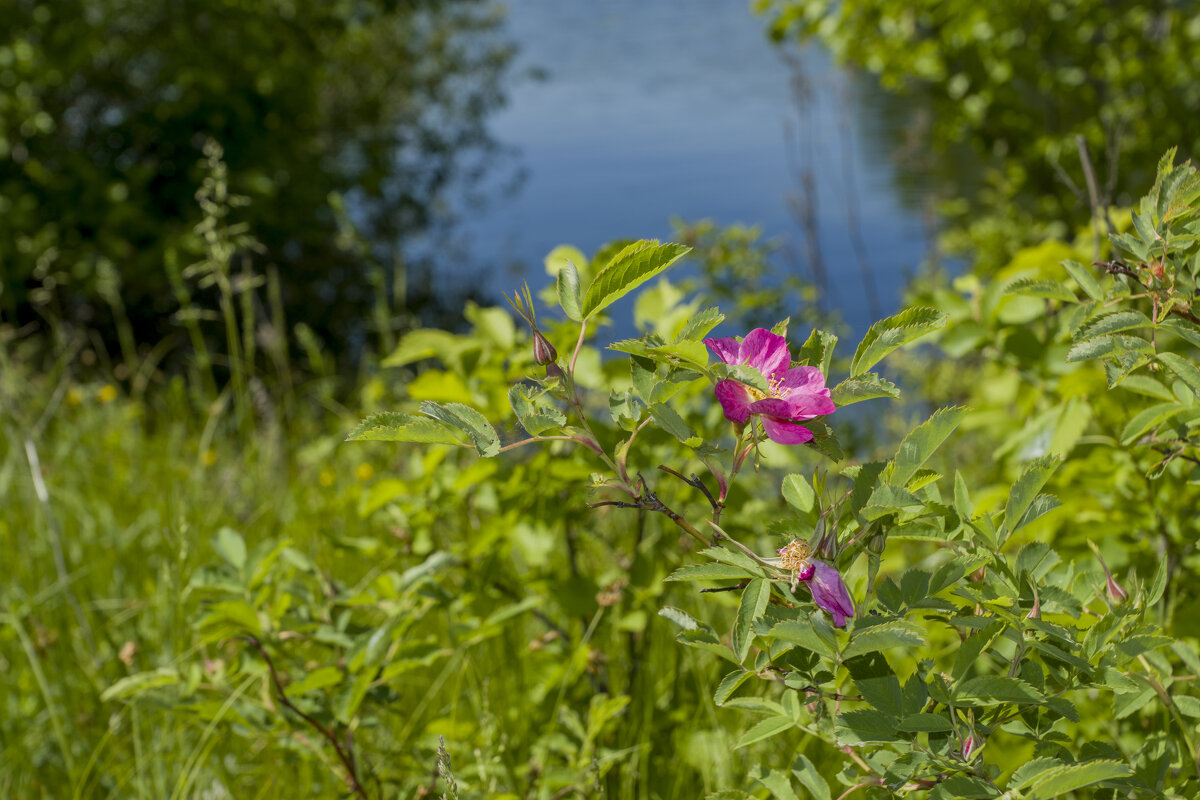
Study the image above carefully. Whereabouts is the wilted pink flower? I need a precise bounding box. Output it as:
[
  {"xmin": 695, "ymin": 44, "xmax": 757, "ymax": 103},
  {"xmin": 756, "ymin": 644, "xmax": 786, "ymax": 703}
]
[
  {"xmin": 802, "ymin": 560, "xmax": 855, "ymax": 627},
  {"xmin": 704, "ymin": 328, "xmax": 835, "ymax": 444}
]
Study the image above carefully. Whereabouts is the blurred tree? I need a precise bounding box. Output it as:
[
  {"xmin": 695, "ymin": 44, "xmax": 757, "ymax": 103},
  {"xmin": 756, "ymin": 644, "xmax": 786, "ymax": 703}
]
[
  {"xmin": 757, "ymin": 0, "xmax": 1200, "ymax": 270},
  {"xmin": 0, "ymin": 0, "xmax": 513, "ymax": 357}
]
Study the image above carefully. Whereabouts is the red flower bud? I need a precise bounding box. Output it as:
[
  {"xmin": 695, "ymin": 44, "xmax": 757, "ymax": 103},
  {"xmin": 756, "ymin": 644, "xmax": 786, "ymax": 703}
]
[{"xmin": 532, "ymin": 330, "xmax": 558, "ymax": 365}]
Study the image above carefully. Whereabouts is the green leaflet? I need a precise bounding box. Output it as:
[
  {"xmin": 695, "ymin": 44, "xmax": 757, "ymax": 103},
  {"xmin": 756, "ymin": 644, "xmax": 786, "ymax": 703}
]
[
  {"xmin": 346, "ymin": 411, "xmax": 467, "ymax": 446},
  {"xmin": 417, "ymin": 402, "xmax": 500, "ymax": 457},
  {"xmin": 850, "ymin": 307, "xmax": 946, "ymax": 377},
  {"xmin": 830, "ymin": 372, "xmax": 900, "ymax": 406},
  {"xmin": 581, "ymin": 240, "xmax": 691, "ymax": 319},
  {"xmin": 891, "ymin": 405, "xmax": 969, "ymax": 487}
]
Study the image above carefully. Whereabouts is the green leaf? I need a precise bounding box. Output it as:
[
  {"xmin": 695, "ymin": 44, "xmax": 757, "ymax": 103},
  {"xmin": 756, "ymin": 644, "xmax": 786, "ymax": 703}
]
[
  {"xmin": 842, "ymin": 621, "xmax": 926, "ymax": 660},
  {"xmin": 767, "ymin": 618, "xmax": 836, "ymax": 659},
  {"xmin": 1062, "ymin": 259, "xmax": 1103, "ymax": 300},
  {"xmin": 509, "ymin": 384, "xmax": 567, "ymax": 436},
  {"xmin": 1009, "ymin": 757, "xmax": 1068, "ymax": 790},
  {"xmin": 850, "ymin": 307, "xmax": 947, "ymax": 377},
  {"xmin": 735, "ymin": 715, "xmax": 794, "ymax": 749},
  {"xmin": 649, "ymin": 403, "xmax": 700, "ymax": 446},
  {"xmin": 733, "ymin": 579, "xmax": 771, "ymax": 663},
  {"xmin": 666, "ymin": 563, "xmax": 759, "ymax": 582},
  {"xmin": 1121, "ymin": 402, "xmax": 1186, "ymax": 444},
  {"xmin": 101, "ymin": 668, "xmax": 181, "ymax": 702},
  {"xmin": 897, "ymin": 713, "xmax": 953, "ymax": 732},
  {"xmin": 658, "ymin": 606, "xmax": 701, "ymax": 630},
  {"xmin": 1003, "ymin": 278, "xmax": 1076, "ymax": 302},
  {"xmin": 556, "ymin": 260, "xmax": 583, "ymax": 321},
  {"xmin": 418, "ymin": 402, "xmax": 500, "ymax": 457},
  {"xmin": 714, "ymin": 669, "xmax": 755, "ymax": 705},
  {"xmin": 1026, "ymin": 760, "xmax": 1132, "ymax": 799},
  {"xmin": 830, "ymin": 373, "xmax": 900, "ymax": 406},
  {"xmin": 1074, "ymin": 310, "xmax": 1153, "ymax": 342},
  {"xmin": 791, "ymin": 754, "xmax": 831, "ymax": 800},
  {"xmin": 1066, "ymin": 334, "xmax": 1152, "ymax": 363},
  {"xmin": 1157, "ymin": 352, "xmax": 1200, "ymax": 398},
  {"xmin": 954, "ymin": 675, "xmax": 1044, "ymax": 706},
  {"xmin": 1003, "ymin": 456, "xmax": 1059, "ymax": 538},
  {"xmin": 381, "ymin": 328, "xmax": 462, "ymax": 368},
  {"xmin": 346, "ymin": 411, "xmax": 466, "ymax": 446},
  {"xmin": 214, "ymin": 526, "xmax": 247, "ymax": 572},
  {"xmin": 782, "ymin": 473, "xmax": 815, "ymax": 512},
  {"xmin": 710, "ymin": 362, "xmax": 772, "ymax": 394},
  {"xmin": 581, "ymin": 240, "xmax": 691, "ymax": 319},
  {"xmin": 892, "ymin": 406, "xmax": 969, "ymax": 487},
  {"xmin": 677, "ymin": 307, "xmax": 724, "ymax": 341},
  {"xmin": 751, "ymin": 767, "xmax": 800, "ymax": 800},
  {"xmin": 1146, "ymin": 557, "xmax": 1168, "ymax": 606},
  {"xmin": 836, "ymin": 708, "xmax": 897, "ymax": 744},
  {"xmin": 797, "ymin": 328, "xmax": 838, "ymax": 376}
]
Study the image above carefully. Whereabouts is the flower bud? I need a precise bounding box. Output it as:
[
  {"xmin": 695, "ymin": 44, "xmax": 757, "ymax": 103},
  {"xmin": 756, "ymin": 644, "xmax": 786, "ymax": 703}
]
[
  {"xmin": 532, "ymin": 330, "xmax": 558, "ymax": 365},
  {"xmin": 1088, "ymin": 539, "xmax": 1128, "ymax": 605},
  {"xmin": 961, "ymin": 736, "xmax": 975, "ymax": 760}
]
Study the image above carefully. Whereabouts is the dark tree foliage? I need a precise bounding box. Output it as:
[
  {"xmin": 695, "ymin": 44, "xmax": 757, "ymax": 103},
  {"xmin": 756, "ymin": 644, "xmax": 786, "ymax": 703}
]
[
  {"xmin": 758, "ymin": 0, "xmax": 1200, "ymax": 269},
  {"xmin": 0, "ymin": 0, "xmax": 513, "ymax": 354}
]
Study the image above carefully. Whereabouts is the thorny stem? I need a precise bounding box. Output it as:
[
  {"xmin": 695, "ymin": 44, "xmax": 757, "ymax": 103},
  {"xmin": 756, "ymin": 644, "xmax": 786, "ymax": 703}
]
[
  {"xmin": 657, "ymin": 464, "xmax": 722, "ymax": 521},
  {"xmin": 243, "ymin": 636, "xmax": 370, "ymax": 800}
]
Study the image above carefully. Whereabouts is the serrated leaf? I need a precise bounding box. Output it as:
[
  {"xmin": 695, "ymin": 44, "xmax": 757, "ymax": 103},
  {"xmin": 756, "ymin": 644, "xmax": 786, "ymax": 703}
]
[
  {"xmin": 1003, "ymin": 278, "xmax": 1077, "ymax": 302},
  {"xmin": 1160, "ymin": 317, "xmax": 1200, "ymax": 349},
  {"xmin": 1014, "ymin": 494, "xmax": 1062, "ymax": 532},
  {"xmin": 836, "ymin": 708, "xmax": 897, "ymax": 744},
  {"xmin": 346, "ymin": 411, "xmax": 466, "ymax": 446},
  {"xmin": 797, "ymin": 328, "xmax": 837, "ymax": 376},
  {"xmin": 1157, "ymin": 352, "xmax": 1200, "ymax": 398},
  {"xmin": 710, "ymin": 362, "xmax": 772, "ymax": 394},
  {"xmin": 1003, "ymin": 456, "xmax": 1059, "ymax": 539},
  {"xmin": 714, "ymin": 669, "xmax": 755, "ymax": 706},
  {"xmin": 1010, "ymin": 757, "xmax": 1068, "ymax": 790},
  {"xmin": 1027, "ymin": 760, "xmax": 1131, "ymax": 799},
  {"xmin": 897, "ymin": 713, "xmax": 953, "ymax": 732},
  {"xmin": 830, "ymin": 373, "xmax": 900, "ymax": 406},
  {"xmin": 735, "ymin": 715, "xmax": 794, "ymax": 748},
  {"xmin": 782, "ymin": 473, "xmax": 815, "ymax": 512},
  {"xmin": 666, "ymin": 563, "xmax": 758, "ymax": 582},
  {"xmin": 892, "ymin": 406, "xmax": 968, "ymax": 487},
  {"xmin": 767, "ymin": 619, "xmax": 836, "ymax": 659},
  {"xmin": 418, "ymin": 402, "xmax": 500, "ymax": 457},
  {"xmin": 733, "ymin": 579, "xmax": 771, "ymax": 662},
  {"xmin": 1066, "ymin": 334, "xmax": 1152, "ymax": 363},
  {"xmin": 677, "ymin": 307, "xmax": 724, "ymax": 342},
  {"xmin": 843, "ymin": 621, "xmax": 925, "ymax": 659},
  {"xmin": 649, "ymin": 403, "xmax": 700, "ymax": 445},
  {"xmin": 1074, "ymin": 310, "xmax": 1153, "ymax": 341},
  {"xmin": 850, "ymin": 307, "xmax": 947, "ymax": 376},
  {"xmin": 751, "ymin": 767, "xmax": 800, "ymax": 800},
  {"xmin": 510, "ymin": 384, "xmax": 567, "ymax": 436},
  {"xmin": 556, "ymin": 260, "xmax": 583, "ymax": 321},
  {"xmin": 581, "ymin": 240, "xmax": 690, "ymax": 319},
  {"xmin": 1062, "ymin": 260, "xmax": 1103, "ymax": 300},
  {"xmin": 954, "ymin": 675, "xmax": 1043, "ymax": 706}
]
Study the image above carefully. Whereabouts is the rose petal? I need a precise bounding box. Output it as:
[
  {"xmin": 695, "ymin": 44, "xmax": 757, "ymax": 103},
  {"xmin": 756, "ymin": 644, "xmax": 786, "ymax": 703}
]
[
  {"xmin": 776, "ymin": 365, "xmax": 827, "ymax": 393},
  {"xmin": 770, "ymin": 392, "xmax": 836, "ymax": 420},
  {"xmin": 714, "ymin": 380, "xmax": 755, "ymax": 424},
  {"xmin": 703, "ymin": 336, "xmax": 743, "ymax": 366},
  {"xmin": 805, "ymin": 560, "xmax": 855, "ymax": 627},
  {"xmin": 761, "ymin": 415, "xmax": 814, "ymax": 444},
  {"xmin": 739, "ymin": 328, "xmax": 790, "ymax": 376},
  {"xmin": 746, "ymin": 397, "xmax": 795, "ymax": 418}
]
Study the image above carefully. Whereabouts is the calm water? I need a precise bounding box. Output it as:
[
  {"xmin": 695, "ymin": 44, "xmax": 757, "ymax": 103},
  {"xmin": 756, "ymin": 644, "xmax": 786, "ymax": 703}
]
[{"xmin": 452, "ymin": 1, "xmax": 935, "ymax": 335}]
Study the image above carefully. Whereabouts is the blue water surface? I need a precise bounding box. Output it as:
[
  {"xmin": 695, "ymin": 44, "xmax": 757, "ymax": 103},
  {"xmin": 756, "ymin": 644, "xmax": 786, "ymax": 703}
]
[{"xmin": 452, "ymin": 0, "xmax": 934, "ymax": 335}]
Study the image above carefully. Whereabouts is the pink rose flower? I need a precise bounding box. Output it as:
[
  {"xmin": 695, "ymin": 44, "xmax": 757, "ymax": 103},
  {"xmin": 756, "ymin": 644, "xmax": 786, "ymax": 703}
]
[{"xmin": 704, "ymin": 328, "xmax": 835, "ymax": 444}]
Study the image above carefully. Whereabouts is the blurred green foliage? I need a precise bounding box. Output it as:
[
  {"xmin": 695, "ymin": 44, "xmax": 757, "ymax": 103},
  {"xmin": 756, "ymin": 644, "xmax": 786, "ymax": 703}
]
[
  {"xmin": 0, "ymin": 0, "xmax": 513, "ymax": 352},
  {"xmin": 758, "ymin": 0, "xmax": 1200, "ymax": 268}
]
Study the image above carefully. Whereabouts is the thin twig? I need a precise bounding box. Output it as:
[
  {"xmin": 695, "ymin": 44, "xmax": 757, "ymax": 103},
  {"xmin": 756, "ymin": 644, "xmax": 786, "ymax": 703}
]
[{"xmin": 243, "ymin": 636, "xmax": 370, "ymax": 799}]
